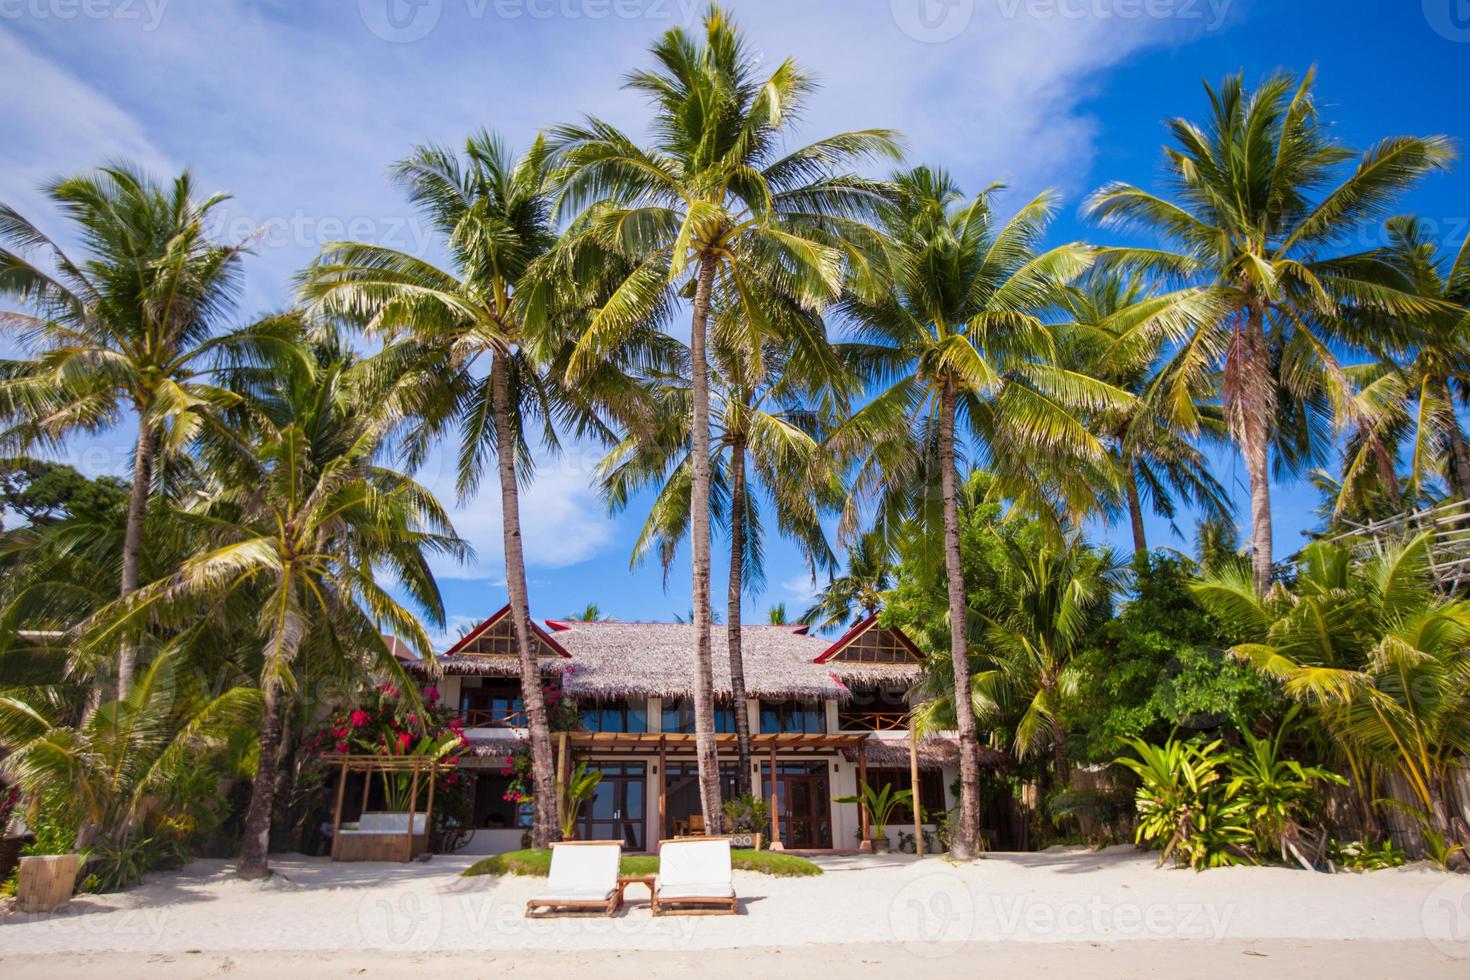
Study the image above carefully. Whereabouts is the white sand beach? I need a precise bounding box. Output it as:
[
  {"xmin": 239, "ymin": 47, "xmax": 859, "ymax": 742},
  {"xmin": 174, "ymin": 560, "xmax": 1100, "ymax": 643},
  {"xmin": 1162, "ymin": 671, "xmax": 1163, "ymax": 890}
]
[{"xmin": 3, "ymin": 846, "xmax": 1469, "ymax": 977}]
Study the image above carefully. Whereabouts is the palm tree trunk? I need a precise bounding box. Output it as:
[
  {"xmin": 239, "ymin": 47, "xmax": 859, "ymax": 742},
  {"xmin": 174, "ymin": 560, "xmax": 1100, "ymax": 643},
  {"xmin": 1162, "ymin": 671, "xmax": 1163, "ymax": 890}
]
[
  {"xmin": 727, "ymin": 432, "xmax": 753, "ymax": 797},
  {"xmin": 1125, "ymin": 458, "xmax": 1147, "ymax": 555},
  {"xmin": 1440, "ymin": 378, "xmax": 1470, "ymax": 500},
  {"xmin": 688, "ymin": 254, "xmax": 724, "ymax": 834},
  {"xmin": 117, "ymin": 418, "xmax": 156, "ymax": 699},
  {"xmin": 938, "ymin": 384, "xmax": 981, "ymax": 859},
  {"xmin": 239, "ymin": 674, "xmax": 283, "ymax": 879},
  {"xmin": 1238, "ymin": 307, "xmax": 1274, "ymax": 594},
  {"xmin": 491, "ymin": 352, "xmax": 560, "ymax": 849}
]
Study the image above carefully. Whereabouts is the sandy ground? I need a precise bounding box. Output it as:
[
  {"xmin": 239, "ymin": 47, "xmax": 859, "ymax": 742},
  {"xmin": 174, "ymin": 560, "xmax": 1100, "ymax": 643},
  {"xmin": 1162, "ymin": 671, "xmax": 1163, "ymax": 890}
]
[{"xmin": 3, "ymin": 846, "xmax": 1470, "ymax": 975}]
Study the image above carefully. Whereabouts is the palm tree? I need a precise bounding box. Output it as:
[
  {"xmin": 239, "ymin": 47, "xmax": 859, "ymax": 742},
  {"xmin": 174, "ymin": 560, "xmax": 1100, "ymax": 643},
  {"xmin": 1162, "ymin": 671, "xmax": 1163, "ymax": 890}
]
[
  {"xmin": 1084, "ymin": 69, "xmax": 1454, "ymax": 591},
  {"xmin": 1059, "ymin": 271, "xmax": 1232, "ymax": 553},
  {"xmin": 298, "ymin": 134, "xmax": 630, "ymax": 848},
  {"xmin": 767, "ymin": 603, "xmax": 789, "ymax": 625},
  {"xmin": 566, "ymin": 603, "xmax": 612, "ymax": 622},
  {"xmin": 550, "ymin": 4, "xmax": 899, "ymax": 831},
  {"xmin": 85, "ymin": 331, "xmax": 462, "ymax": 878},
  {"xmin": 800, "ymin": 529, "xmax": 894, "ymax": 631},
  {"xmin": 1192, "ymin": 535, "xmax": 1470, "ymax": 857},
  {"xmin": 597, "ymin": 331, "xmax": 842, "ymax": 794},
  {"xmin": 831, "ymin": 166, "xmax": 1124, "ymax": 858},
  {"xmin": 0, "ymin": 165, "xmax": 275, "ymax": 698},
  {"xmin": 1334, "ymin": 217, "xmax": 1470, "ymax": 506}
]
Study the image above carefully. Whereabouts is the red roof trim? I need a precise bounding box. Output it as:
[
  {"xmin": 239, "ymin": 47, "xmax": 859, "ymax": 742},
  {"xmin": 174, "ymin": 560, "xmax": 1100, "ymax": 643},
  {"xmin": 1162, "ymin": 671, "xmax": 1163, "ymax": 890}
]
[
  {"xmin": 443, "ymin": 605, "xmax": 572, "ymax": 658},
  {"xmin": 813, "ymin": 613, "xmax": 924, "ymax": 665}
]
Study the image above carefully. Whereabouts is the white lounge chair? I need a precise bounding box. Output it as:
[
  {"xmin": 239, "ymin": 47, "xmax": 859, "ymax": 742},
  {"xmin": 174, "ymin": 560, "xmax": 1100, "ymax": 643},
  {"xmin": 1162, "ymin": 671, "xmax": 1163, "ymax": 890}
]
[
  {"xmin": 525, "ymin": 841, "xmax": 623, "ymax": 918},
  {"xmin": 652, "ymin": 836, "xmax": 739, "ymax": 916}
]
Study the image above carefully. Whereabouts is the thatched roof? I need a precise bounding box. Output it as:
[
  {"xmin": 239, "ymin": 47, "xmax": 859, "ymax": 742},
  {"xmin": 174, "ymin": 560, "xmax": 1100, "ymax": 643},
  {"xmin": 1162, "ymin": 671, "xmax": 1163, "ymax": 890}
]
[
  {"xmin": 402, "ymin": 606, "xmax": 927, "ymax": 701},
  {"xmin": 549, "ymin": 621, "xmax": 846, "ymax": 701},
  {"xmin": 841, "ymin": 735, "xmax": 1010, "ymax": 771}
]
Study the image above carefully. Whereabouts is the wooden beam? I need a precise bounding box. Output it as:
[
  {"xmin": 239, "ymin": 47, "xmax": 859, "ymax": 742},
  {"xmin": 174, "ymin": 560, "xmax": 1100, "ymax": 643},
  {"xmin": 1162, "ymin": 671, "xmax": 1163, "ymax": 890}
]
[
  {"xmin": 909, "ymin": 727, "xmax": 924, "ymax": 858},
  {"xmin": 768, "ymin": 743, "xmax": 780, "ymax": 848},
  {"xmin": 657, "ymin": 735, "xmax": 667, "ymax": 844},
  {"xmin": 555, "ymin": 730, "xmax": 568, "ymax": 834},
  {"xmin": 857, "ymin": 739, "xmax": 870, "ymax": 847},
  {"xmin": 330, "ymin": 757, "xmax": 349, "ymax": 860},
  {"xmin": 406, "ymin": 764, "xmax": 421, "ymax": 861}
]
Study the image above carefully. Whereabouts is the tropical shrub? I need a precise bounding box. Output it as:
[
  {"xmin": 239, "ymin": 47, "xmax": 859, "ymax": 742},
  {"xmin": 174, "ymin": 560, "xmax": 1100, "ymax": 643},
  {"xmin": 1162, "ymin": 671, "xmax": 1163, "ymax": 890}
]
[
  {"xmin": 1329, "ymin": 838, "xmax": 1407, "ymax": 872},
  {"xmin": 1115, "ymin": 736, "xmax": 1254, "ymax": 870},
  {"xmin": 559, "ymin": 761, "xmax": 603, "ymax": 840},
  {"xmin": 835, "ymin": 780, "xmax": 913, "ymax": 840},
  {"xmin": 723, "ymin": 793, "xmax": 771, "ymax": 838},
  {"xmin": 1227, "ymin": 712, "xmax": 1345, "ymax": 866}
]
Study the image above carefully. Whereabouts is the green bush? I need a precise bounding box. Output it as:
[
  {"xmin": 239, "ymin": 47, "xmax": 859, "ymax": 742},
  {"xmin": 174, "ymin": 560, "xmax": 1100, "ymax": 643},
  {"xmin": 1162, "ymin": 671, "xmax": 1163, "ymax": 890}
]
[{"xmin": 463, "ymin": 847, "xmax": 822, "ymax": 878}]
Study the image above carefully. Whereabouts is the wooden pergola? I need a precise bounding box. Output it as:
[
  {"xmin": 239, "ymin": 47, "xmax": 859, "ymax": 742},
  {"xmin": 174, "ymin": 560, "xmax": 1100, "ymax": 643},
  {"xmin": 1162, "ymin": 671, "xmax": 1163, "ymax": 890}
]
[
  {"xmin": 328, "ymin": 754, "xmax": 446, "ymax": 863},
  {"xmin": 554, "ymin": 731, "xmax": 925, "ymax": 852}
]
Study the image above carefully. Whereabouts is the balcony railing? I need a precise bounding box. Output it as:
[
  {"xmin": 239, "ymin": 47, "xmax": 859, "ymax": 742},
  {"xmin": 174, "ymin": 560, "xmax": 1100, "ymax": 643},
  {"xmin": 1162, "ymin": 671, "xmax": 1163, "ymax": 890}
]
[
  {"xmin": 837, "ymin": 710, "xmax": 911, "ymax": 732},
  {"xmin": 463, "ymin": 707, "xmax": 526, "ymax": 728}
]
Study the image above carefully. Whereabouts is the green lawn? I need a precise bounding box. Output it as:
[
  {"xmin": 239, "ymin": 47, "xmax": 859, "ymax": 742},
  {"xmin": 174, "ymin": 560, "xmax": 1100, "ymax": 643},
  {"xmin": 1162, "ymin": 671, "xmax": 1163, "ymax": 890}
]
[{"xmin": 463, "ymin": 848, "xmax": 822, "ymax": 878}]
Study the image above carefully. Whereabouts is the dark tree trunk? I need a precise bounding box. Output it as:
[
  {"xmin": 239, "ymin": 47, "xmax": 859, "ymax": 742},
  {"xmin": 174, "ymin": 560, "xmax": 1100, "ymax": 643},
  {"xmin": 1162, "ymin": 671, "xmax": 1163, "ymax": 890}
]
[
  {"xmin": 491, "ymin": 352, "xmax": 560, "ymax": 848},
  {"xmin": 239, "ymin": 676, "xmax": 283, "ymax": 878},
  {"xmin": 270, "ymin": 704, "xmax": 298, "ymax": 851},
  {"xmin": 938, "ymin": 385, "xmax": 981, "ymax": 859},
  {"xmin": 727, "ymin": 433, "xmax": 753, "ymax": 797},
  {"xmin": 688, "ymin": 254, "xmax": 724, "ymax": 834},
  {"xmin": 1125, "ymin": 458, "xmax": 1147, "ymax": 555},
  {"xmin": 117, "ymin": 418, "xmax": 156, "ymax": 699}
]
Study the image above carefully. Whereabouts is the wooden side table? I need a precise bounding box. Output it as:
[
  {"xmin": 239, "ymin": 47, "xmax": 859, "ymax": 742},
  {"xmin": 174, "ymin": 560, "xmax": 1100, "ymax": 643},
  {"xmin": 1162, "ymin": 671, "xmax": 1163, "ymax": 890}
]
[{"xmin": 615, "ymin": 874, "xmax": 657, "ymax": 909}]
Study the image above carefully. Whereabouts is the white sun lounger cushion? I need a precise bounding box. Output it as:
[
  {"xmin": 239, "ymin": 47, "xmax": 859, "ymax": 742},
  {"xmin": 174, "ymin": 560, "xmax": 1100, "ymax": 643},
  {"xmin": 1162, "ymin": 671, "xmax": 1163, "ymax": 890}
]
[
  {"xmin": 656, "ymin": 838, "xmax": 733, "ymax": 897},
  {"xmin": 531, "ymin": 842, "xmax": 622, "ymax": 905}
]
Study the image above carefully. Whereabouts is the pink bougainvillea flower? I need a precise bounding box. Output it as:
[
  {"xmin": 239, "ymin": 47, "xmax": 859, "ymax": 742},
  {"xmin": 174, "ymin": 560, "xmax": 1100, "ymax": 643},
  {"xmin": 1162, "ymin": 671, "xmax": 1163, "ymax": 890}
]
[
  {"xmin": 336, "ymin": 741, "xmax": 349, "ymax": 754},
  {"xmin": 397, "ymin": 731, "xmax": 413, "ymax": 750},
  {"xmin": 379, "ymin": 683, "xmax": 399, "ymax": 698},
  {"xmin": 349, "ymin": 710, "xmax": 370, "ymax": 728},
  {"xmin": 423, "ymin": 687, "xmax": 441, "ymax": 704}
]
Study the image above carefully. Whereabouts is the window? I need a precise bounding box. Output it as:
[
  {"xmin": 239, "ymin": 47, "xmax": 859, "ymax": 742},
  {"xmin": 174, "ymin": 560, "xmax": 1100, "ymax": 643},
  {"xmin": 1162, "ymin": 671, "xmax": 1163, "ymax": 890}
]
[
  {"xmin": 759, "ymin": 700, "xmax": 825, "ymax": 734},
  {"xmin": 461, "ymin": 679, "xmax": 524, "ymax": 727},
  {"xmin": 578, "ymin": 699, "xmax": 648, "ymax": 733},
  {"xmin": 863, "ymin": 768, "xmax": 945, "ymax": 823},
  {"xmin": 472, "ymin": 773, "xmax": 532, "ymax": 830},
  {"xmin": 661, "ymin": 699, "xmax": 738, "ymax": 734}
]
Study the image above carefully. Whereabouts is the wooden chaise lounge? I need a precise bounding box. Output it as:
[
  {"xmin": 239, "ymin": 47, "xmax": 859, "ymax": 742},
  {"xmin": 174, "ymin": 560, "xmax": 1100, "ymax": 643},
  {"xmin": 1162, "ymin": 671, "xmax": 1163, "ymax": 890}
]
[
  {"xmin": 651, "ymin": 836, "xmax": 739, "ymax": 916},
  {"xmin": 525, "ymin": 841, "xmax": 623, "ymax": 918}
]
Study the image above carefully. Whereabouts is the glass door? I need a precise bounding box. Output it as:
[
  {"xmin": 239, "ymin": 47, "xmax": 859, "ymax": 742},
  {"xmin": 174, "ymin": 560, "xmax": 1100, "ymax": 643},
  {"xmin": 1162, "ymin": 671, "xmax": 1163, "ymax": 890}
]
[
  {"xmin": 578, "ymin": 762, "xmax": 646, "ymax": 850},
  {"xmin": 762, "ymin": 763, "xmax": 833, "ymax": 849}
]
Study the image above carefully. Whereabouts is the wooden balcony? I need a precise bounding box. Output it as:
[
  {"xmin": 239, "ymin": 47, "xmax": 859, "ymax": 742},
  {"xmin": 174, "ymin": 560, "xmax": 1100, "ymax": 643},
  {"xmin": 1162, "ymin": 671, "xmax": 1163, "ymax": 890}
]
[
  {"xmin": 836, "ymin": 710, "xmax": 910, "ymax": 733},
  {"xmin": 463, "ymin": 707, "xmax": 526, "ymax": 728}
]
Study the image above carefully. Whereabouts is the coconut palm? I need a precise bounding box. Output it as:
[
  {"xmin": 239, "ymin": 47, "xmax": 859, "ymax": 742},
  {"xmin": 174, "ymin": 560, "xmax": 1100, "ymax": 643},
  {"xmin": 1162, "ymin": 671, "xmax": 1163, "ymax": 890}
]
[
  {"xmin": 800, "ymin": 529, "xmax": 895, "ymax": 631},
  {"xmin": 1333, "ymin": 217, "xmax": 1470, "ymax": 508},
  {"xmin": 1059, "ymin": 271, "xmax": 1232, "ymax": 553},
  {"xmin": 1084, "ymin": 69, "xmax": 1455, "ymax": 591},
  {"xmin": 830, "ymin": 166, "xmax": 1125, "ymax": 858},
  {"xmin": 84, "ymin": 332, "xmax": 462, "ymax": 878},
  {"xmin": 1192, "ymin": 534, "xmax": 1470, "ymax": 858},
  {"xmin": 298, "ymin": 134, "xmax": 643, "ymax": 848},
  {"xmin": 550, "ymin": 4, "xmax": 899, "ymax": 830},
  {"xmin": 0, "ymin": 165, "xmax": 281, "ymax": 698},
  {"xmin": 597, "ymin": 331, "xmax": 843, "ymax": 793}
]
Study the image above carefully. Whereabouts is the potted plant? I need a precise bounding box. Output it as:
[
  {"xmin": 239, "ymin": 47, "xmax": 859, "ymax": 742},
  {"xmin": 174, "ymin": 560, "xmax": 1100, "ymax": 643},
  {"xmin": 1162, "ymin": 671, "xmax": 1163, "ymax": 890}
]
[{"xmin": 835, "ymin": 781, "xmax": 912, "ymax": 854}]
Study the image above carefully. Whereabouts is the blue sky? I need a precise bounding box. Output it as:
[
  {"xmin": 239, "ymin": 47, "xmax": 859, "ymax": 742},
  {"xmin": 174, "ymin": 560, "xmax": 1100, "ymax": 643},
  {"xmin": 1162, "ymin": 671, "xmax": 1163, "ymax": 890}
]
[{"xmin": 3, "ymin": 0, "xmax": 1468, "ymax": 641}]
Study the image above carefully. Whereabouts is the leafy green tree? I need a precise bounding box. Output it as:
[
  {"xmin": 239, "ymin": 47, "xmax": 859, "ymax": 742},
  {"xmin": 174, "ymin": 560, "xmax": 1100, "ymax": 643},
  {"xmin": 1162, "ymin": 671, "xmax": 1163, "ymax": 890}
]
[
  {"xmin": 832, "ymin": 167, "xmax": 1123, "ymax": 857},
  {"xmin": 87, "ymin": 331, "xmax": 462, "ymax": 878},
  {"xmin": 0, "ymin": 165, "xmax": 285, "ymax": 697},
  {"xmin": 1192, "ymin": 534, "xmax": 1470, "ymax": 858},
  {"xmin": 1085, "ymin": 69, "xmax": 1454, "ymax": 591},
  {"xmin": 551, "ymin": 4, "xmax": 898, "ymax": 831},
  {"xmin": 801, "ymin": 528, "xmax": 894, "ymax": 631},
  {"xmin": 0, "ymin": 459, "xmax": 127, "ymax": 528}
]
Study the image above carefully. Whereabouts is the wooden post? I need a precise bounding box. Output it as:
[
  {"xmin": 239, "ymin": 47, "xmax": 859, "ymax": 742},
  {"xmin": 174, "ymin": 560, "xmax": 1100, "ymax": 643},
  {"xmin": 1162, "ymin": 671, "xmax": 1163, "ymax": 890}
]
[
  {"xmin": 767, "ymin": 742, "xmax": 780, "ymax": 848},
  {"xmin": 657, "ymin": 735, "xmax": 667, "ymax": 844},
  {"xmin": 330, "ymin": 757, "xmax": 349, "ymax": 860},
  {"xmin": 909, "ymin": 731, "xmax": 924, "ymax": 858},
  {"xmin": 360, "ymin": 758, "xmax": 373, "ymax": 814},
  {"xmin": 554, "ymin": 731, "xmax": 569, "ymax": 835},
  {"xmin": 406, "ymin": 763, "xmax": 421, "ymax": 862},
  {"xmin": 857, "ymin": 739, "xmax": 870, "ymax": 849},
  {"xmin": 424, "ymin": 760, "xmax": 437, "ymax": 851}
]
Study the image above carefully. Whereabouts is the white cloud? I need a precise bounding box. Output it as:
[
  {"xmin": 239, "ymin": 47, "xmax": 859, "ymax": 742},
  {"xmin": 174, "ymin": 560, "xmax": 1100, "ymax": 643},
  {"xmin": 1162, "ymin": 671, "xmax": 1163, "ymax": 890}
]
[{"xmin": 780, "ymin": 573, "xmax": 820, "ymax": 607}]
